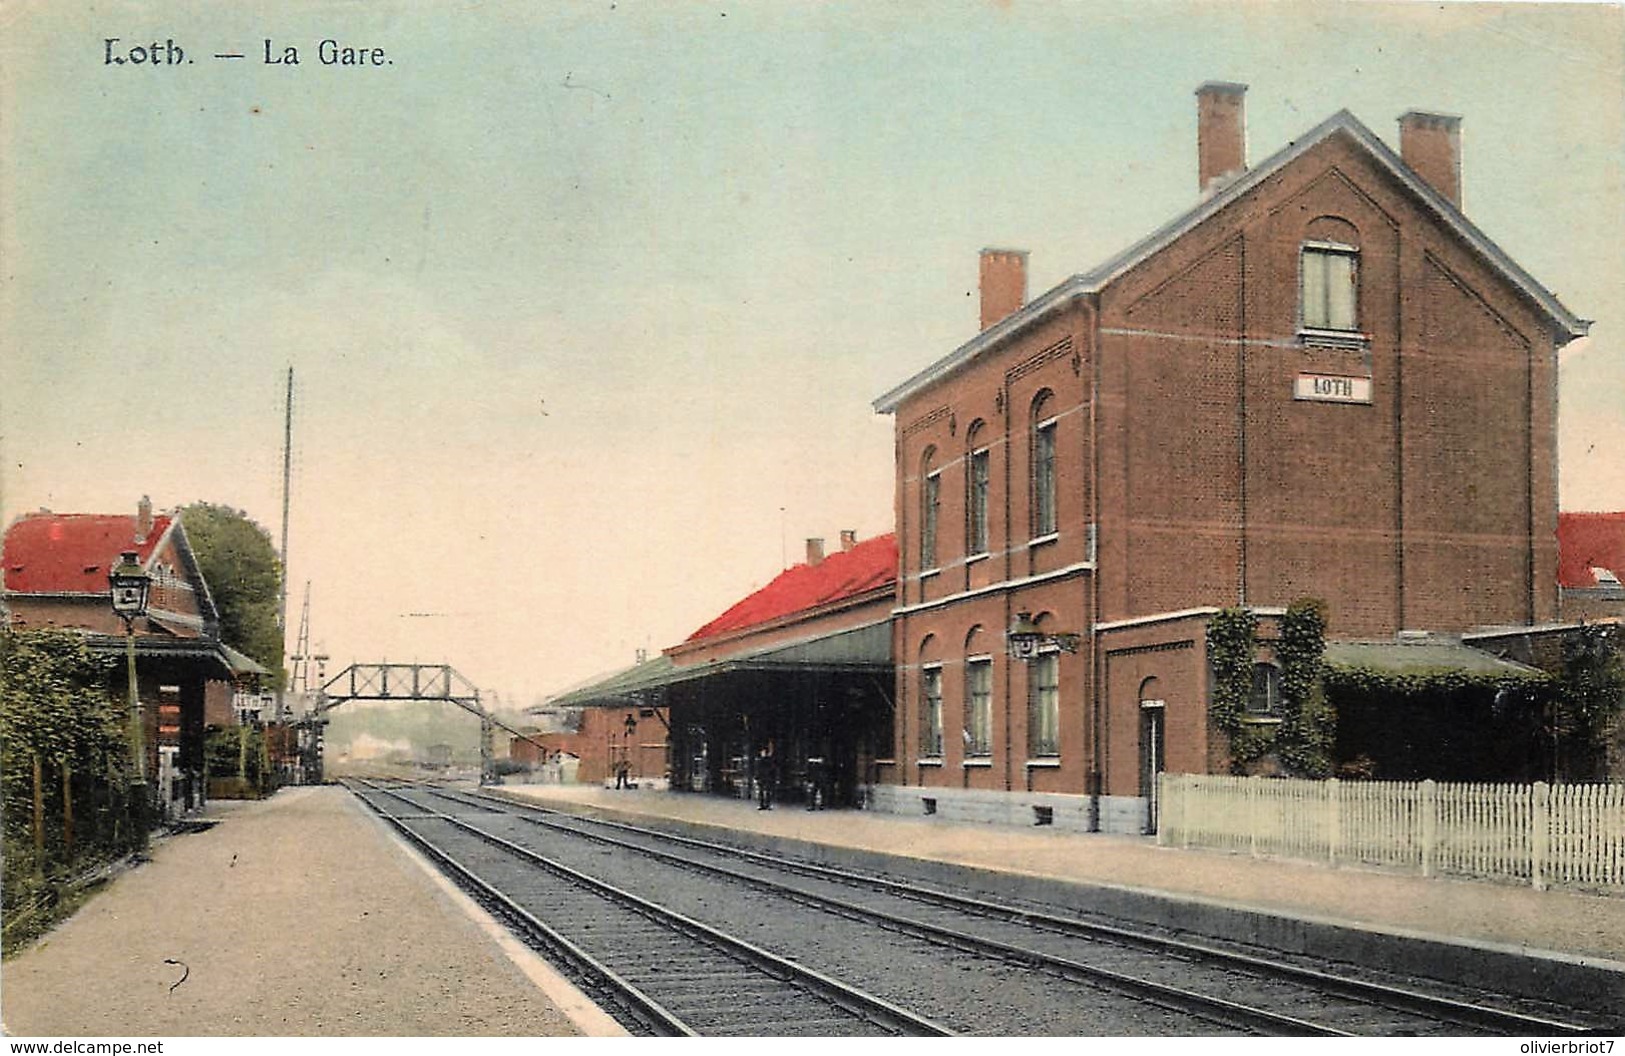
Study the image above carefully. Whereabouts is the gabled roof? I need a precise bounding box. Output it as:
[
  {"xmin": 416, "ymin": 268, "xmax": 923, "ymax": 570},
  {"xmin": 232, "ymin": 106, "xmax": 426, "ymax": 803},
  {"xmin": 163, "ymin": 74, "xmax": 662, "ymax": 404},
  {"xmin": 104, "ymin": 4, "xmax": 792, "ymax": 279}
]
[
  {"xmin": 3, "ymin": 512, "xmax": 175, "ymax": 594},
  {"xmin": 682, "ymin": 533, "xmax": 897, "ymax": 643},
  {"xmin": 1558, "ymin": 512, "xmax": 1625, "ymax": 589},
  {"xmin": 874, "ymin": 109, "xmax": 1589, "ymax": 414}
]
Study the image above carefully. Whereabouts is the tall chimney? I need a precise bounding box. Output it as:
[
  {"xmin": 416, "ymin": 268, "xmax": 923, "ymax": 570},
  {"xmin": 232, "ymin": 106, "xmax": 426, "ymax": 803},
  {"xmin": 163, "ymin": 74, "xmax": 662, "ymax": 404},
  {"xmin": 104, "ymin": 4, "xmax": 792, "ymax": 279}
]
[
  {"xmin": 1196, "ymin": 81, "xmax": 1248, "ymax": 195},
  {"xmin": 979, "ymin": 248, "xmax": 1028, "ymax": 331},
  {"xmin": 135, "ymin": 495, "xmax": 153, "ymax": 543},
  {"xmin": 806, "ymin": 537, "xmax": 825, "ymax": 566},
  {"xmin": 1399, "ymin": 111, "xmax": 1462, "ymax": 208},
  {"xmin": 839, "ymin": 529, "xmax": 857, "ymax": 552}
]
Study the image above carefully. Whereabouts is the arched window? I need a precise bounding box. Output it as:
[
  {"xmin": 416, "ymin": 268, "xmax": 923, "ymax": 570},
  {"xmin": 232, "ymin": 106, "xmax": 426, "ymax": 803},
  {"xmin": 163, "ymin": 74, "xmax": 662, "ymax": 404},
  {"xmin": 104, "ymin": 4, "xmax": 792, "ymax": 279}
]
[
  {"xmin": 1300, "ymin": 218, "xmax": 1362, "ymax": 336},
  {"xmin": 1031, "ymin": 390, "xmax": 1057, "ymax": 539},
  {"xmin": 966, "ymin": 421, "xmax": 989, "ymax": 557},
  {"xmin": 920, "ymin": 446, "xmax": 940, "ymax": 572},
  {"xmin": 963, "ymin": 626, "xmax": 992, "ymax": 757},
  {"xmin": 1249, "ymin": 663, "xmax": 1281, "ymax": 716}
]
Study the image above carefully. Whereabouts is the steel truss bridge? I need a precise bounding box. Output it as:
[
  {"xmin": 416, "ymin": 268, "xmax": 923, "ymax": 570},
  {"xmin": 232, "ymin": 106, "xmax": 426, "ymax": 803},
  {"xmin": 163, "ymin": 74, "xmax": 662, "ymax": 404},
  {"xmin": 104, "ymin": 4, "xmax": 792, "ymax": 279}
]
[{"xmin": 311, "ymin": 663, "xmax": 543, "ymax": 784}]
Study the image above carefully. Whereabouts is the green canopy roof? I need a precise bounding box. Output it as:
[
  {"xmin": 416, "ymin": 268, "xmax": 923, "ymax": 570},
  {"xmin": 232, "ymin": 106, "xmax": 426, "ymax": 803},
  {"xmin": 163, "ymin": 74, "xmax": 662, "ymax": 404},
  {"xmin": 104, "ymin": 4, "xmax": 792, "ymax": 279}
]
[
  {"xmin": 538, "ymin": 620, "xmax": 892, "ymax": 710},
  {"xmin": 220, "ymin": 643, "xmax": 272, "ymax": 677},
  {"xmin": 1323, "ymin": 640, "xmax": 1547, "ymax": 680}
]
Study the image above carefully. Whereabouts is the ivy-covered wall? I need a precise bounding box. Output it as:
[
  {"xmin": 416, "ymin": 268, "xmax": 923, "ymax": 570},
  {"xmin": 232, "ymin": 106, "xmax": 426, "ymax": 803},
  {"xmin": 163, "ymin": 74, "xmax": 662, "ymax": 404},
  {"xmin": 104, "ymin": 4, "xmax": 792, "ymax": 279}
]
[{"xmin": 1203, "ymin": 601, "xmax": 1614, "ymax": 783}]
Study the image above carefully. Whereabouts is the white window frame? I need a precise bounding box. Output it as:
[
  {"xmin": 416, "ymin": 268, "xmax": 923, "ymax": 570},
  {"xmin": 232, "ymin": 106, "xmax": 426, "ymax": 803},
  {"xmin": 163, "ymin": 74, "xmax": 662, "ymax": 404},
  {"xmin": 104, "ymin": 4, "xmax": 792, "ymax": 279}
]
[
  {"xmin": 1248, "ymin": 662, "xmax": 1282, "ymax": 717},
  {"xmin": 968, "ymin": 447, "xmax": 990, "ymax": 557},
  {"xmin": 964, "ymin": 655, "xmax": 993, "ymax": 757},
  {"xmin": 1300, "ymin": 241, "xmax": 1360, "ymax": 334},
  {"xmin": 920, "ymin": 664, "xmax": 944, "ymax": 758},
  {"xmin": 921, "ymin": 470, "xmax": 941, "ymax": 573},
  {"xmin": 1032, "ymin": 417, "xmax": 1058, "ymax": 540},
  {"xmin": 1027, "ymin": 649, "xmax": 1061, "ymax": 758}
]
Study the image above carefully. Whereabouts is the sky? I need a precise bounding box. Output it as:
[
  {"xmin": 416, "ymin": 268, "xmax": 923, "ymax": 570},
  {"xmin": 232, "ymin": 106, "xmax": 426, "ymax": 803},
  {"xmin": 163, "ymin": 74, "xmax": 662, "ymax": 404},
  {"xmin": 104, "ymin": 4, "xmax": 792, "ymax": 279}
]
[{"xmin": 3, "ymin": 0, "xmax": 1621, "ymax": 709}]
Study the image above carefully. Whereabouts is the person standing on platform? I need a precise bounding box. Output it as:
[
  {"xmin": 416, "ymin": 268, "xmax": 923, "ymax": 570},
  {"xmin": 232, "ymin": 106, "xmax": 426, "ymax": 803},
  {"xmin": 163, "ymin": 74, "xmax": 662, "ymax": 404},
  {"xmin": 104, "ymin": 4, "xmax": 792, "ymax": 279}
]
[{"xmin": 756, "ymin": 740, "xmax": 776, "ymax": 810}]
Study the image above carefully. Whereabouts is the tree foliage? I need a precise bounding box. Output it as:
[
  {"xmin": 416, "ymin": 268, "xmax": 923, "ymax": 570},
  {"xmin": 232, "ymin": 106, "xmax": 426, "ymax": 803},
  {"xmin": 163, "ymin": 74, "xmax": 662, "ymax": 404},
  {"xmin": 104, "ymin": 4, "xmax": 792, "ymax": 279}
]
[
  {"xmin": 1556, "ymin": 624, "xmax": 1625, "ymax": 779},
  {"xmin": 181, "ymin": 502, "xmax": 283, "ymax": 680}
]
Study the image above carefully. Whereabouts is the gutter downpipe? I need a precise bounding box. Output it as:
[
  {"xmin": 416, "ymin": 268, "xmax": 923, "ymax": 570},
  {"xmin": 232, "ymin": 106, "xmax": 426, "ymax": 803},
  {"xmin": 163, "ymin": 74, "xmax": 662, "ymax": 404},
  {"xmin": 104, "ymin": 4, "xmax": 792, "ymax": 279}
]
[{"xmin": 1086, "ymin": 292, "xmax": 1104, "ymax": 833}]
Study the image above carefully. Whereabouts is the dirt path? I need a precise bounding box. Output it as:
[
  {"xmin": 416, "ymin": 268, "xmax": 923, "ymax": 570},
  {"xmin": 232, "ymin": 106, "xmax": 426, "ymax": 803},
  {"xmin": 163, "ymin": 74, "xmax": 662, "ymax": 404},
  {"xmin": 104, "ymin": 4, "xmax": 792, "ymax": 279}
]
[{"xmin": 1, "ymin": 786, "xmax": 587, "ymax": 1037}]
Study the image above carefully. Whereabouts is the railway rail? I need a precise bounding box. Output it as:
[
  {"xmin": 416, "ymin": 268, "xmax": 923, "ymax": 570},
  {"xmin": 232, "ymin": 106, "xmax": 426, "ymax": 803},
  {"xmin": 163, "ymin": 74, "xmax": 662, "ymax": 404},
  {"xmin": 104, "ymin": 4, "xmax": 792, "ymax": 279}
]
[
  {"xmin": 349, "ymin": 778, "xmax": 1615, "ymax": 1036},
  {"xmin": 347, "ymin": 778, "xmax": 948, "ymax": 1036}
]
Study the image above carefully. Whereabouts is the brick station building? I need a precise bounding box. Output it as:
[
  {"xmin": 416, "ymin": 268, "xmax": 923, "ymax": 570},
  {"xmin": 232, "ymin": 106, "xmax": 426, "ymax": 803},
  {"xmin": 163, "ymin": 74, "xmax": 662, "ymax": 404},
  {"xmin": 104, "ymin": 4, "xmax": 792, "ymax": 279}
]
[
  {"xmin": 871, "ymin": 84, "xmax": 1589, "ymax": 833},
  {"xmin": 1557, "ymin": 512, "xmax": 1625, "ymax": 622},
  {"xmin": 2, "ymin": 498, "xmax": 236, "ymax": 816},
  {"xmin": 539, "ymin": 531, "xmax": 896, "ymax": 806}
]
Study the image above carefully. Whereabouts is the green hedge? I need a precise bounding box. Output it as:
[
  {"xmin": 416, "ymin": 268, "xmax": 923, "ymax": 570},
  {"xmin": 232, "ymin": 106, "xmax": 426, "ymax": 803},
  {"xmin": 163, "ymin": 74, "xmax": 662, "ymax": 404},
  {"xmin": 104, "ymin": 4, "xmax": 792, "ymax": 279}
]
[{"xmin": 1, "ymin": 630, "xmax": 146, "ymax": 953}]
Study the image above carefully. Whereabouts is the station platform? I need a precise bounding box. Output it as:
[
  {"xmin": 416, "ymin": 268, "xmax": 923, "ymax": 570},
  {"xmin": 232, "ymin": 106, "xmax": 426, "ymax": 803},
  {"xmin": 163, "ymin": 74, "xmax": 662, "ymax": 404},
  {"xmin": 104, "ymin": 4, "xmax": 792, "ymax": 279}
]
[
  {"xmin": 0, "ymin": 785, "xmax": 606, "ymax": 1038},
  {"xmin": 492, "ymin": 780, "xmax": 1625, "ymax": 999}
]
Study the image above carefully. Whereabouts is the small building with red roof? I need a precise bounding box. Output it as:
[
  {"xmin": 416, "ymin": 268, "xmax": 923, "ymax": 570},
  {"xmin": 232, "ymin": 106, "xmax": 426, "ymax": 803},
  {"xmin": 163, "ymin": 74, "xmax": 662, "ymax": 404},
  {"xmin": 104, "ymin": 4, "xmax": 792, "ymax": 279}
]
[
  {"xmin": 1558, "ymin": 512, "xmax": 1625, "ymax": 622},
  {"xmin": 534, "ymin": 530, "xmax": 897, "ymax": 805},
  {"xmin": 3, "ymin": 497, "xmax": 233, "ymax": 817}
]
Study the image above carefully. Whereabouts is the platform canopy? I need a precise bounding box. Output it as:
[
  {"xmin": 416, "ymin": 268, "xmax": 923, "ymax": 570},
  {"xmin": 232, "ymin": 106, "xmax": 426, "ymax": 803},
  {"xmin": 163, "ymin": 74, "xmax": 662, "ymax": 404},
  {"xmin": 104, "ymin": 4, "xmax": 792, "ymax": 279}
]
[
  {"xmin": 1322, "ymin": 640, "xmax": 1547, "ymax": 680},
  {"xmin": 82, "ymin": 632, "xmax": 237, "ymax": 679},
  {"xmin": 538, "ymin": 620, "xmax": 891, "ymax": 711}
]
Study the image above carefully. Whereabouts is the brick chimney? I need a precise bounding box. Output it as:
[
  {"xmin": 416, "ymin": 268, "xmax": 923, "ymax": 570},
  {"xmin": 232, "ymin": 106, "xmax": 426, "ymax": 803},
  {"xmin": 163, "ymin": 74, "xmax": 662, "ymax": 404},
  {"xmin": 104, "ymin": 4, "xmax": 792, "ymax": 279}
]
[
  {"xmin": 1196, "ymin": 81, "xmax": 1248, "ymax": 196},
  {"xmin": 1399, "ymin": 111, "xmax": 1462, "ymax": 208},
  {"xmin": 135, "ymin": 495, "xmax": 153, "ymax": 543},
  {"xmin": 839, "ymin": 529, "xmax": 857, "ymax": 552},
  {"xmin": 979, "ymin": 248, "xmax": 1028, "ymax": 331},
  {"xmin": 806, "ymin": 537, "xmax": 825, "ymax": 566}
]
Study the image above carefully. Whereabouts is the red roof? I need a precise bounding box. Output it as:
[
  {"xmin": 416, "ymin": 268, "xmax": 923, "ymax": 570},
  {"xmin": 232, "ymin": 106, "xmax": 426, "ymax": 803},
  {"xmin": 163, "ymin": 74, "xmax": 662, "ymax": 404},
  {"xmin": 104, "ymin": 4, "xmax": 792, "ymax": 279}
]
[
  {"xmin": 3, "ymin": 513, "xmax": 174, "ymax": 594},
  {"xmin": 685, "ymin": 533, "xmax": 897, "ymax": 642},
  {"xmin": 1557, "ymin": 512, "xmax": 1625, "ymax": 588}
]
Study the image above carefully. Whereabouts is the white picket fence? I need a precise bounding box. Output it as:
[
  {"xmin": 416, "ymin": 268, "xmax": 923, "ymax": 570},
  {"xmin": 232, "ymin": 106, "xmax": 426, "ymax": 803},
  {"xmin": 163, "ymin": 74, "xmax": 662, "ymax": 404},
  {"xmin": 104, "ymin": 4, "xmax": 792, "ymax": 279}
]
[{"xmin": 1156, "ymin": 773, "xmax": 1625, "ymax": 890}]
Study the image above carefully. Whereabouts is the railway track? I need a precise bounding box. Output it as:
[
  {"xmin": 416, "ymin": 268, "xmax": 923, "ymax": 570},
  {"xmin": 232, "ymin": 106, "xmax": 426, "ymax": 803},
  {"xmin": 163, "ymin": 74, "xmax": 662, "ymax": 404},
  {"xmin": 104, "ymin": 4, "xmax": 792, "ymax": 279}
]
[
  {"xmin": 352, "ymin": 779, "xmax": 1614, "ymax": 1036},
  {"xmin": 348, "ymin": 779, "xmax": 949, "ymax": 1036}
]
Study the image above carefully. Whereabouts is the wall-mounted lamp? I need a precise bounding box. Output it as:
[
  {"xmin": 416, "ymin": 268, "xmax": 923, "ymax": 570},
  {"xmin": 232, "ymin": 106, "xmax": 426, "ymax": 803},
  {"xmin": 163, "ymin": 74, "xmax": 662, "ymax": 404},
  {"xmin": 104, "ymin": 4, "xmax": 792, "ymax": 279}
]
[{"xmin": 1006, "ymin": 611, "xmax": 1082, "ymax": 661}]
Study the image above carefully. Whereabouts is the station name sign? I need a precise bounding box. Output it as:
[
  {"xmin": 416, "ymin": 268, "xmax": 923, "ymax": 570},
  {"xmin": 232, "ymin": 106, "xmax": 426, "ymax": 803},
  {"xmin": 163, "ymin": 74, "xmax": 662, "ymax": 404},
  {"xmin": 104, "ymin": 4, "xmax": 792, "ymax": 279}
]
[{"xmin": 1294, "ymin": 374, "xmax": 1372, "ymax": 405}]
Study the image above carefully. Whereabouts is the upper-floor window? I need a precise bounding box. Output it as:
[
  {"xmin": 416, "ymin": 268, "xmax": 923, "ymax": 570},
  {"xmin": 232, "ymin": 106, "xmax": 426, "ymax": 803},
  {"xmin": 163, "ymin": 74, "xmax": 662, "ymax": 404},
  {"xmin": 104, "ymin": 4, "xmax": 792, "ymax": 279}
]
[
  {"xmin": 920, "ymin": 664, "xmax": 944, "ymax": 757},
  {"xmin": 968, "ymin": 447, "xmax": 990, "ymax": 556},
  {"xmin": 922, "ymin": 470, "xmax": 941, "ymax": 572},
  {"xmin": 1301, "ymin": 242, "xmax": 1358, "ymax": 332},
  {"xmin": 1033, "ymin": 418, "xmax": 1057, "ymax": 538},
  {"xmin": 965, "ymin": 656, "xmax": 992, "ymax": 757}
]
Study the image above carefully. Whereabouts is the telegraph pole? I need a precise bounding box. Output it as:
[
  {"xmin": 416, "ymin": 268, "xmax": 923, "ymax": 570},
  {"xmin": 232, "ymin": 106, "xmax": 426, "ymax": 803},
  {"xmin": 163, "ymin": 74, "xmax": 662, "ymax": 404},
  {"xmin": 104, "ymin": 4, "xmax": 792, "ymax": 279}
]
[{"xmin": 275, "ymin": 366, "xmax": 294, "ymax": 723}]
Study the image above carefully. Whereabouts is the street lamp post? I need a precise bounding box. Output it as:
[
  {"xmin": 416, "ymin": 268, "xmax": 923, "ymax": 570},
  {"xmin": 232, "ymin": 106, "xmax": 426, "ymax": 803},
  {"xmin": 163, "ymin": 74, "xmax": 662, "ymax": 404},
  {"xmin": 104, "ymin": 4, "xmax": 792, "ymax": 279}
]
[
  {"xmin": 621, "ymin": 711, "xmax": 638, "ymax": 787},
  {"xmin": 109, "ymin": 550, "xmax": 152, "ymax": 845}
]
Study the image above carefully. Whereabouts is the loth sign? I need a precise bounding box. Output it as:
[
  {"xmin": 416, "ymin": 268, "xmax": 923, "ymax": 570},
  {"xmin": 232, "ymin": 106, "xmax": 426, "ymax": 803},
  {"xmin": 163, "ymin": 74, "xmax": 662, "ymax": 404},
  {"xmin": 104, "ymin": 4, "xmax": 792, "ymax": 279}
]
[{"xmin": 1294, "ymin": 374, "xmax": 1372, "ymax": 404}]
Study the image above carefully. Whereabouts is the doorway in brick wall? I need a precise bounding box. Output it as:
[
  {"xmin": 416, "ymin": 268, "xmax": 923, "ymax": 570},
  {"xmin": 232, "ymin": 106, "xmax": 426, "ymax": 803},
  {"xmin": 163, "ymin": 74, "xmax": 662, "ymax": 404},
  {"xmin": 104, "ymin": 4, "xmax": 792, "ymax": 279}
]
[{"xmin": 1138, "ymin": 689, "xmax": 1166, "ymax": 835}]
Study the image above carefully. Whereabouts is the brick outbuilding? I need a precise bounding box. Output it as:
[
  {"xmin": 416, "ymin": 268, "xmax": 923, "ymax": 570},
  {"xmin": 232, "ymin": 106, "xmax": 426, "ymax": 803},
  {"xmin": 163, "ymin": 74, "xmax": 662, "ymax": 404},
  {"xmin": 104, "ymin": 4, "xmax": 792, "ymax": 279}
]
[{"xmin": 872, "ymin": 85, "xmax": 1589, "ymax": 833}]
